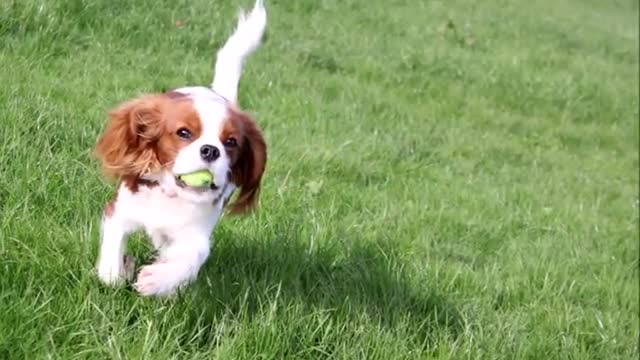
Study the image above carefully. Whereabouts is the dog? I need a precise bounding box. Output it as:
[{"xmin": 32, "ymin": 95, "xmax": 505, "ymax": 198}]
[{"xmin": 94, "ymin": 0, "xmax": 267, "ymax": 296}]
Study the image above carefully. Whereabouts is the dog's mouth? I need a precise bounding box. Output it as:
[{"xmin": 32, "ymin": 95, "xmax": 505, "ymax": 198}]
[{"xmin": 174, "ymin": 176, "xmax": 219, "ymax": 192}]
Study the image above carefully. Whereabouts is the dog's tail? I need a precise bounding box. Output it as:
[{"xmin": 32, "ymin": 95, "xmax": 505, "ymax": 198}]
[{"xmin": 211, "ymin": 0, "xmax": 266, "ymax": 103}]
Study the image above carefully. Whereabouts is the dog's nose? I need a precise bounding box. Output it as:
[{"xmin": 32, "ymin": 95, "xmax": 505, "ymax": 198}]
[{"xmin": 200, "ymin": 145, "xmax": 220, "ymax": 162}]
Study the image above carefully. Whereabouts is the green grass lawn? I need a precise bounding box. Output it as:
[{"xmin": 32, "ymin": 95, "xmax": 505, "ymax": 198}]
[{"xmin": 0, "ymin": 0, "xmax": 638, "ymax": 358}]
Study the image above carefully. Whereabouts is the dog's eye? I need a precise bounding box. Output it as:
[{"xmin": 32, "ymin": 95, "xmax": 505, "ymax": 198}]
[
  {"xmin": 223, "ymin": 137, "xmax": 237, "ymax": 147},
  {"xmin": 176, "ymin": 128, "xmax": 192, "ymax": 140}
]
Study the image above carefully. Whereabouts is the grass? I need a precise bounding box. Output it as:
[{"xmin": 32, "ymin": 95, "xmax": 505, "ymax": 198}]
[{"xmin": 0, "ymin": 0, "xmax": 638, "ymax": 358}]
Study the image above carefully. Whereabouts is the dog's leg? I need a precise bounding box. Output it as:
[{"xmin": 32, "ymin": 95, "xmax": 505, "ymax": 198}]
[
  {"xmin": 134, "ymin": 231, "xmax": 210, "ymax": 296},
  {"xmin": 97, "ymin": 213, "xmax": 135, "ymax": 286}
]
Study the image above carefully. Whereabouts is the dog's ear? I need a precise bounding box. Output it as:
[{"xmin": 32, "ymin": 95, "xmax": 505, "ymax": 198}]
[
  {"xmin": 227, "ymin": 109, "xmax": 267, "ymax": 214},
  {"xmin": 95, "ymin": 95, "xmax": 166, "ymax": 178}
]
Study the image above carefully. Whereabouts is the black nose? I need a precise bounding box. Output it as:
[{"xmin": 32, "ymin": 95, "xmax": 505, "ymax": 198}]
[{"xmin": 200, "ymin": 145, "xmax": 220, "ymax": 162}]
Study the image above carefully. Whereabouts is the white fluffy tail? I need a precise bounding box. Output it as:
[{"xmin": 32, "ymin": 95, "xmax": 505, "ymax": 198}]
[{"xmin": 211, "ymin": 0, "xmax": 267, "ymax": 102}]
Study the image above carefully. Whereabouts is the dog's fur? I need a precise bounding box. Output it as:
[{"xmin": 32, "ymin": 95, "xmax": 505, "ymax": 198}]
[{"xmin": 94, "ymin": 0, "xmax": 267, "ymax": 296}]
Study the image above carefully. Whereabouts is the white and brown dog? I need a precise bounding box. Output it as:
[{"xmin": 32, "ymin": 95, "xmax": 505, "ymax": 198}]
[{"xmin": 94, "ymin": 0, "xmax": 267, "ymax": 296}]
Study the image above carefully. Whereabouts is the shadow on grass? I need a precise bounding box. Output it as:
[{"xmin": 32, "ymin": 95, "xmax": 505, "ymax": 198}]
[{"xmin": 159, "ymin": 224, "xmax": 464, "ymax": 351}]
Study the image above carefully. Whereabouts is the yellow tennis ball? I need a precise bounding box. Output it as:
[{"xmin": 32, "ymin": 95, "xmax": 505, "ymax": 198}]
[{"xmin": 178, "ymin": 170, "xmax": 213, "ymax": 187}]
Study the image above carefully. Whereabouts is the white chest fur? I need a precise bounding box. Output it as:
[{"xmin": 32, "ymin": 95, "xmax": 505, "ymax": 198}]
[{"xmin": 115, "ymin": 183, "xmax": 223, "ymax": 236}]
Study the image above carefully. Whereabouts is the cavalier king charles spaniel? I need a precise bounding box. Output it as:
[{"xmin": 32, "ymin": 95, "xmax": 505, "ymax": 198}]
[{"xmin": 94, "ymin": 0, "xmax": 267, "ymax": 296}]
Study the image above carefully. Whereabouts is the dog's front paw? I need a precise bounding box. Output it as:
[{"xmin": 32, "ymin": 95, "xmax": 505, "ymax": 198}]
[
  {"xmin": 97, "ymin": 255, "xmax": 136, "ymax": 286},
  {"xmin": 134, "ymin": 261, "xmax": 188, "ymax": 296}
]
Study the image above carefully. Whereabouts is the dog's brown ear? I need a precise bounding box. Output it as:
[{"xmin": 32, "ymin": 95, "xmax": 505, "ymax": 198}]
[
  {"xmin": 227, "ymin": 109, "xmax": 267, "ymax": 214},
  {"xmin": 95, "ymin": 95, "xmax": 166, "ymax": 178}
]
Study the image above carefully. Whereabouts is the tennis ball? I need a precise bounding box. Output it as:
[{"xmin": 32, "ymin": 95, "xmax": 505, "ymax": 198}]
[{"xmin": 178, "ymin": 170, "xmax": 214, "ymax": 187}]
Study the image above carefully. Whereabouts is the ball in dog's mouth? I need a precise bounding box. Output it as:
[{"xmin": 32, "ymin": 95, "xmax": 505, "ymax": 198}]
[{"xmin": 175, "ymin": 170, "xmax": 218, "ymax": 191}]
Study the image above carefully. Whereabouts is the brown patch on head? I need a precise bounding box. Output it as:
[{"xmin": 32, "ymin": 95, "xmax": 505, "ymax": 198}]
[
  {"xmin": 165, "ymin": 90, "xmax": 188, "ymax": 99},
  {"xmin": 95, "ymin": 93, "xmax": 203, "ymax": 179},
  {"xmin": 155, "ymin": 96, "xmax": 203, "ymax": 166},
  {"xmin": 220, "ymin": 107, "xmax": 267, "ymax": 214},
  {"xmin": 219, "ymin": 114, "xmax": 243, "ymax": 165}
]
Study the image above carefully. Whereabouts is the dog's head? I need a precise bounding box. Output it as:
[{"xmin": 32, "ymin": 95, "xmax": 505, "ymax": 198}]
[{"xmin": 95, "ymin": 88, "xmax": 266, "ymax": 213}]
